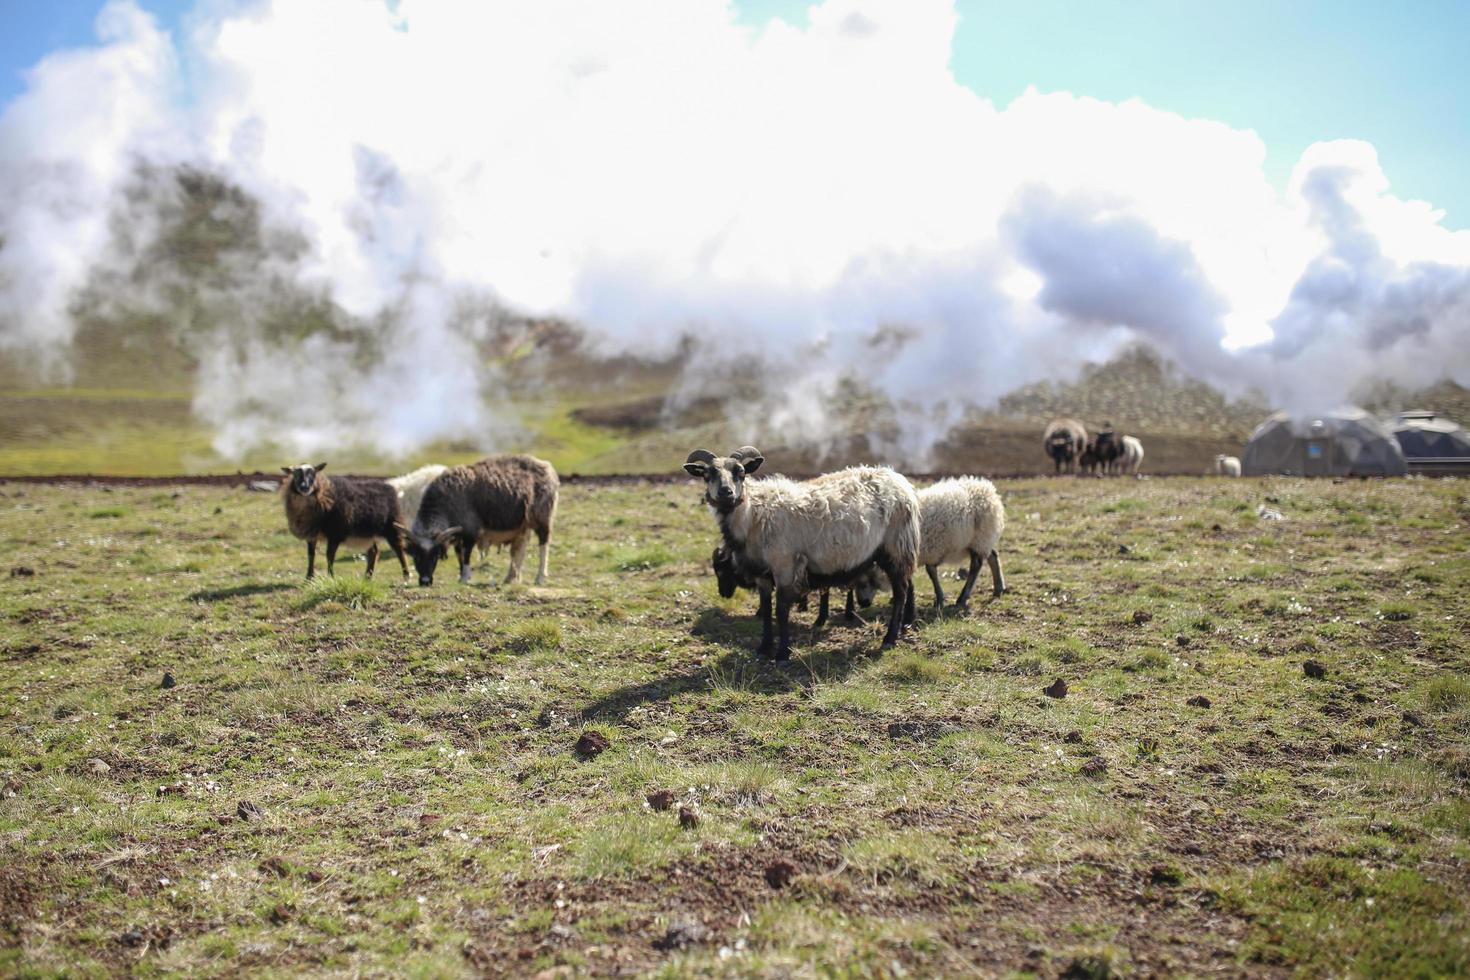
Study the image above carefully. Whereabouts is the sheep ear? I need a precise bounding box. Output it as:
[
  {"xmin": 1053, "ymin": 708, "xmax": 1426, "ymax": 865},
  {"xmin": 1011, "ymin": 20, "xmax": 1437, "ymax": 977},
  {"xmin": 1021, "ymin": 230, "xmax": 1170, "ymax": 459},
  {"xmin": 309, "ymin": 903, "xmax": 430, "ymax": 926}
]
[
  {"xmin": 315, "ymin": 462, "xmax": 327, "ymax": 472},
  {"xmin": 684, "ymin": 449, "xmax": 715, "ymax": 477},
  {"xmin": 433, "ymin": 526, "xmax": 462, "ymax": 545},
  {"xmin": 731, "ymin": 446, "xmax": 764, "ymax": 474},
  {"xmin": 280, "ymin": 466, "xmax": 292, "ymax": 475}
]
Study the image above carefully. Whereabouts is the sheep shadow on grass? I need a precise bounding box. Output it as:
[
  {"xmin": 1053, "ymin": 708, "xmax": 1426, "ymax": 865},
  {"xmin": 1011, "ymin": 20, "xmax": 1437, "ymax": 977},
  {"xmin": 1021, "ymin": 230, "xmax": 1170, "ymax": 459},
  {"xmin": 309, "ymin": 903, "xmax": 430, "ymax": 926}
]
[
  {"xmin": 187, "ymin": 583, "xmax": 296, "ymax": 602},
  {"xmin": 576, "ymin": 605, "xmax": 884, "ymax": 725}
]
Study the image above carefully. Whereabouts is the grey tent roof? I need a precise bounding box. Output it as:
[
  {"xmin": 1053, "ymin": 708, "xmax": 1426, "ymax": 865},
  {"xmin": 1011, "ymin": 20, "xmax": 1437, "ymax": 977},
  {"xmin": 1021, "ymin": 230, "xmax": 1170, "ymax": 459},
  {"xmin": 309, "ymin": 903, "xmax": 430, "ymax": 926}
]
[
  {"xmin": 1242, "ymin": 408, "xmax": 1407, "ymax": 476},
  {"xmin": 1391, "ymin": 411, "xmax": 1470, "ymax": 458}
]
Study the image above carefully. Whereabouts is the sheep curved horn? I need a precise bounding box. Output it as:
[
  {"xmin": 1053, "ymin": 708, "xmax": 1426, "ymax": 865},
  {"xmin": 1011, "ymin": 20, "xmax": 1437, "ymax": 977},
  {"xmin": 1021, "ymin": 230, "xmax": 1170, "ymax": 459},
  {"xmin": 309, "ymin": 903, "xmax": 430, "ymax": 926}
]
[
  {"xmin": 729, "ymin": 445, "xmax": 764, "ymax": 473},
  {"xmin": 684, "ymin": 449, "xmax": 717, "ymax": 477},
  {"xmin": 433, "ymin": 526, "xmax": 463, "ymax": 545}
]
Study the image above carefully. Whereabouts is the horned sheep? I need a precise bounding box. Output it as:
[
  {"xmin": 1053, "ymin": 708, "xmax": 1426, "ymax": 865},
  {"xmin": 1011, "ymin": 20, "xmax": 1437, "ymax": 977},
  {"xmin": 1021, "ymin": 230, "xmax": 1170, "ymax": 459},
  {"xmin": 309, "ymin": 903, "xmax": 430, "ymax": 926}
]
[
  {"xmin": 1213, "ymin": 454, "xmax": 1242, "ymax": 477},
  {"xmin": 408, "ymin": 454, "xmax": 559, "ymax": 587},
  {"xmin": 280, "ymin": 463, "xmax": 409, "ymax": 580},
  {"xmin": 684, "ymin": 447, "xmax": 919, "ymax": 660}
]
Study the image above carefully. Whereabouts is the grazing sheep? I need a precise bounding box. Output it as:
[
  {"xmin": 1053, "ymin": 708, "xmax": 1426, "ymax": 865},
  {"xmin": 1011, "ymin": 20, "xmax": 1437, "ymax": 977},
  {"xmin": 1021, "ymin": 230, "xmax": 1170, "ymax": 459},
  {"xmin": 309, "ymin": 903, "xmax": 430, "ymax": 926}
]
[
  {"xmin": 1213, "ymin": 454, "xmax": 1242, "ymax": 477},
  {"xmin": 854, "ymin": 477, "xmax": 1006, "ymax": 613},
  {"xmin": 390, "ymin": 463, "xmax": 495, "ymax": 563},
  {"xmin": 387, "ymin": 464, "xmax": 448, "ymax": 527},
  {"xmin": 1119, "ymin": 435, "xmax": 1145, "ymax": 475},
  {"xmin": 684, "ymin": 447, "xmax": 919, "ymax": 660},
  {"xmin": 1043, "ymin": 418, "xmax": 1088, "ymax": 474},
  {"xmin": 408, "ymin": 455, "xmax": 559, "ymax": 586},
  {"xmin": 280, "ymin": 463, "xmax": 409, "ymax": 580}
]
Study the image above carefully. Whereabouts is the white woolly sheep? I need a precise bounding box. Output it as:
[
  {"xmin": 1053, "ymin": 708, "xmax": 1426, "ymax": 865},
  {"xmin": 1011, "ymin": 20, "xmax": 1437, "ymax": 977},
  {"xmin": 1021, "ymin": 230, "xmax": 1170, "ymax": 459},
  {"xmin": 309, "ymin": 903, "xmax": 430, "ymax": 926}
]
[
  {"xmin": 684, "ymin": 447, "xmax": 919, "ymax": 660},
  {"xmin": 1119, "ymin": 435, "xmax": 1145, "ymax": 475},
  {"xmin": 1213, "ymin": 454, "xmax": 1242, "ymax": 477},
  {"xmin": 914, "ymin": 477, "xmax": 1006, "ymax": 611},
  {"xmin": 856, "ymin": 476, "xmax": 1006, "ymax": 614}
]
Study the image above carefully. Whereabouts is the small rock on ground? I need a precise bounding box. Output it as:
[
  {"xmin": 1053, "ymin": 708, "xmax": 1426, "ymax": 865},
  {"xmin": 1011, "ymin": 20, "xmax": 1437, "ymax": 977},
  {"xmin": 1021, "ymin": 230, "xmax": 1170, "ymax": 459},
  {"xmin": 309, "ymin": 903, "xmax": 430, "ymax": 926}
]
[
  {"xmin": 764, "ymin": 859, "xmax": 798, "ymax": 890},
  {"xmin": 1303, "ymin": 660, "xmax": 1327, "ymax": 679},
  {"xmin": 86, "ymin": 757, "xmax": 111, "ymax": 775},
  {"xmin": 1186, "ymin": 695, "xmax": 1212, "ymax": 708},
  {"xmin": 1043, "ymin": 678, "xmax": 1068, "ymax": 699},
  {"xmin": 678, "ymin": 805, "xmax": 701, "ymax": 829},
  {"xmin": 1081, "ymin": 757, "xmax": 1108, "ymax": 777},
  {"xmin": 656, "ymin": 917, "xmax": 708, "ymax": 950},
  {"xmin": 646, "ymin": 789, "xmax": 676, "ymax": 811},
  {"xmin": 160, "ymin": 672, "xmax": 176, "ymax": 689},
  {"xmin": 1131, "ymin": 610, "xmax": 1152, "ymax": 624},
  {"xmin": 574, "ymin": 730, "xmax": 610, "ymax": 758},
  {"xmin": 237, "ymin": 800, "xmax": 265, "ymax": 821}
]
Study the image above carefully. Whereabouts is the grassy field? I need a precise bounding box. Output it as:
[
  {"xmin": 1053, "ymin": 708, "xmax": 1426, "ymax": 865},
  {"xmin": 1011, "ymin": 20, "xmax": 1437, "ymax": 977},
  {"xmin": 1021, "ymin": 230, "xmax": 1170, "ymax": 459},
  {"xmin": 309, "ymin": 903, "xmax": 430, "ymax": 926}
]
[{"xmin": 2, "ymin": 475, "xmax": 1468, "ymax": 976}]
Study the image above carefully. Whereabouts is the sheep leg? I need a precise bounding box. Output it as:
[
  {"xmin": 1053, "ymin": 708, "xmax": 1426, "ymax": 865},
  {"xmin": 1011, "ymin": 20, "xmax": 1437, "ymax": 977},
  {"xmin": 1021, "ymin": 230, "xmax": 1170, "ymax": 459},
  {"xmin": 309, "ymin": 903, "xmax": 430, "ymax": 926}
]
[
  {"xmin": 305, "ymin": 540, "xmax": 316, "ymax": 579},
  {"xmin": 797, "ymin": 595, "xmax": 809, "ymax": 613},
  {"xmin": 954, "ymin": 551, "xmax": 984, "ymax": 611},
  {"xmin": 881, "ymin": 576, "xmax": 908, "ymax": 648},
  {"xmin": 843, "ymin": 589, "xmax": 863, "ymax": 624},
  {"xmin": 774, "ymin": 589, "xmax": 795, "ymax": 661},
  {"xmin": 364, "ymin": 542, "xmax": 379, "ymax": 579},
  {"xmin": 812, "ymin": 590, "xmax": 830, "ymax": 633},
  {"xmin": 326, "ymin": 539, "xmax": 340, "ymax": 578},
  {"xmin": 756, "ymin": 585, "xmax": 774, "ymax": 659},
  {"xmin": 388, "ymin": 535, "xmax": 410, "ymax": 580},
  {"xmin": 926, "ymin": 564, "xmax": 946, "ymax": 611},
  {"xmin": 505, "ymin": 535, "xmax": 527, "ymax": 585},
  {"xmin": 534, "ymin": 527, "xmax": 550, "ymax": 585},
  {"xmin": 903, "ymin": 578, "xmax": 916, "ymax": 626},
  {"xmin": 457, "ymin": 541, "xmax": 473, "ymax": 583}
]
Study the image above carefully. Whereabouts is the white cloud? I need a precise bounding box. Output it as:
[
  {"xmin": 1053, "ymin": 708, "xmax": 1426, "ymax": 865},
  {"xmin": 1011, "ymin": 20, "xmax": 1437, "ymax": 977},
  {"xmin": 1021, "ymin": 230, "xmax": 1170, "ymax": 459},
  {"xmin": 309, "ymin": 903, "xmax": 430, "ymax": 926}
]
[{"xmin": 1, "ymin": 0, "xmax": 1467, "ymax": 459}]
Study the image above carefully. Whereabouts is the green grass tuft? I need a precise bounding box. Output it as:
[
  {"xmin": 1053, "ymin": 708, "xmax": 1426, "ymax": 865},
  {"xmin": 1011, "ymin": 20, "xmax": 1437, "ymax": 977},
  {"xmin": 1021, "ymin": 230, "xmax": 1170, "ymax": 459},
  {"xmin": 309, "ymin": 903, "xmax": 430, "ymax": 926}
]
[{"xmin": 297, "ymin": 575, "xmax": 387, "ymax": 610}]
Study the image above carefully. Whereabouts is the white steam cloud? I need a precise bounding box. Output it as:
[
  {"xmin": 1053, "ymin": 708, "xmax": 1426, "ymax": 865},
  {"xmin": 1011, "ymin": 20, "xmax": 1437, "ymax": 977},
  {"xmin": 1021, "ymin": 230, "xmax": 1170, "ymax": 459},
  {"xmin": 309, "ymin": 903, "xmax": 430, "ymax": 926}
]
[{"xmin": 1, "ymin": 0, "xmax": 1467, "ymax": 461}]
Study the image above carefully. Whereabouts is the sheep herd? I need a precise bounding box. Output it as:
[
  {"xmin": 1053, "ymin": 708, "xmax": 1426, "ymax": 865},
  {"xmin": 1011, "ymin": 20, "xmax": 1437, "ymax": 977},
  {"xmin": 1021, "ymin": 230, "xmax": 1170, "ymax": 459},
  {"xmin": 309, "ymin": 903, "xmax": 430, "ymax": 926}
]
[
  {"xmin": 278, "ymin": 446, "xmax": 1009, "ymax": 663},
  {"xmin": 1042, "ymin": 419, "xmax": 1144, "ymax": 475},
  {"xmin": 277, "ymin": 420, "xmax": 1240, "ymax": 662}
]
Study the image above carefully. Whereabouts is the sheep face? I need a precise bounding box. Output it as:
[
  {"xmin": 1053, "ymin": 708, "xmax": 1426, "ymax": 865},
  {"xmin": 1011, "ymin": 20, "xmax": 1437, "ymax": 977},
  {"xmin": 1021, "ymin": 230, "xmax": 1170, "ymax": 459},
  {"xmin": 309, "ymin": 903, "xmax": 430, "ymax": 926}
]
[
  {"xmin": 684, "ymin": 447, "xmax": 764, "ymax": 513},
  {"xmin": 281, "ymin": 462, "xmax": 328, "ymax": 496},
  {"xmin": 408, "ymin": 527, "xmax": 460, "ymax": 586}
]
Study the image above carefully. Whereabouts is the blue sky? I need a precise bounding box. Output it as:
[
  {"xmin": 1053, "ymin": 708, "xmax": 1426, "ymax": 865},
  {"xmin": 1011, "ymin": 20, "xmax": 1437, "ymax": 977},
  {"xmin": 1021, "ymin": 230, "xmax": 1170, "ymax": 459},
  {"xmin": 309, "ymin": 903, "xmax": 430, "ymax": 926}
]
[{"xmin": 2, "ymin": 0, "xmax": 1467, "ymax": 226}]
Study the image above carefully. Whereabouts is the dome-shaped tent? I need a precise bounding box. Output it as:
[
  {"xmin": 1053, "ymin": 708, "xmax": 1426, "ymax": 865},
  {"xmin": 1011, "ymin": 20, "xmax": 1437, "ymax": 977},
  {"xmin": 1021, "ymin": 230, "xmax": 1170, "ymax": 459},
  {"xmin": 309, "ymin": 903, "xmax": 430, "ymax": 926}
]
[
  {"xmin": 1242, "ymin": 408, "xmax": 1407, "ymax": 477},
  {"xmin": 1391, "ymin": 411, "xmax": 1470, "ymax": 474},
  {"xmin": 1392, "ymin": 411, "xmax": 1470, "ymax": 456}
]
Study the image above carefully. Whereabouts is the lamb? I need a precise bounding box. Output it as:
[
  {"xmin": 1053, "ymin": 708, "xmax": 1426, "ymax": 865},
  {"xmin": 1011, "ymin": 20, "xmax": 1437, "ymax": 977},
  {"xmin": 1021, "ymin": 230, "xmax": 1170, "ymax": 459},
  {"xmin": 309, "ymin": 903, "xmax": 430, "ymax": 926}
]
[
  {"xmin": 684, "ymin": 447, "xmax": 919, "ymax": 660},
  {"xmin": 1118, "ymin": 435, "xmax": 1145, "ymax": 475},
  {"xmin": 407, "ymin": 454, "xmax": 559, "ymax": 586},
  {"xmin": 712, "ymin": 545, "xmax": 880, "ymax": 631},
  {"xmin": 1213, "ymin": 454, "xmax": 1242, "ymax": 477},
  {"xmin": 280, "ymin": 463, "xmax": 409, "ymax": 580},
  {"xmin": 1042, "ymin": 418, "xmax": 1088, "ymax": 474}
]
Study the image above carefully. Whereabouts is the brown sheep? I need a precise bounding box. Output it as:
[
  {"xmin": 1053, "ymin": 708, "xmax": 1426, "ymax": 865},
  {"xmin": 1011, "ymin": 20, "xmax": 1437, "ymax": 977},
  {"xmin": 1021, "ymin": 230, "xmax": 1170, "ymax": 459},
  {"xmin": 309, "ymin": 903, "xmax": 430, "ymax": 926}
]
[{"xmin": 280, "ymin": 463, "xmax": 409, "ymax": 579}]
